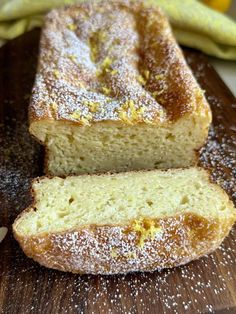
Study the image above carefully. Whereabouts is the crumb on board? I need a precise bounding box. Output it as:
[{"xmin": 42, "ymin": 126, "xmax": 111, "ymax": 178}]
[{"xmin": 0, "ymin": 227, "xmax": 8, "ymax": 243}]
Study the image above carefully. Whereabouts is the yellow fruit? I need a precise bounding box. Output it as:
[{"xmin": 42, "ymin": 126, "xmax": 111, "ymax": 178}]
[{"xmin": 202, "ymin": 0, "xmax": 231, "ymax": 12}]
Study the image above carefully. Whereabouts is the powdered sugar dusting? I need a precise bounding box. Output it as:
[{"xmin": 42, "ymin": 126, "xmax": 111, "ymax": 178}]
[
  {"xmin": 200, "ymin": 125, "xmax": 236, "ymax": 201},
  {"xmin": 30, "ymin": 0, "xmax": 208, "ymax": 126},
  {"xmin": 23, "ymin": 212, "xmax": 227, "ymax": 277},
  {"xmin": 1, "ymin": 22, "xmax": 236, "ymax": 314},
  {"xmin": 185, "ymin": 53, "xmax": 236, "ymax": 203}
]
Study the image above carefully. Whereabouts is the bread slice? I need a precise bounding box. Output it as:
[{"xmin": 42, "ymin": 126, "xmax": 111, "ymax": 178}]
[
  {"xmin": 29, "ymin": 0, "xmax": 211, "ymax": 176},
  {"xmin": 13, "ymin": 168, "xmax": 236, "ymax": 275}
]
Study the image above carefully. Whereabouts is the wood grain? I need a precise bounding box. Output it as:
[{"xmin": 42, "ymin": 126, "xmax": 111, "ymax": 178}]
[{"xmin": 0, "ymin": 29, "xmax": 235, "ymax": 314}]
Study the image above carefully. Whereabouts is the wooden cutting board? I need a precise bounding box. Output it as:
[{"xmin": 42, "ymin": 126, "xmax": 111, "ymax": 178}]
[{"xmin": 0, "ymin": 29, "xmax": 235, "ymax": 314}]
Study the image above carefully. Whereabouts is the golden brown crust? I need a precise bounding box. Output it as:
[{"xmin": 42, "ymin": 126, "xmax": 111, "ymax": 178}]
[
  {"xmin": 13, "ymin": 168, "xmax": 235, "ymax": 274},
  {"xmin": 13, "ymin": 212, "xmax": 235, "ymax": 275},
  {"xmin": 29, "ymin": 0, "xmax": 211, "ymax": 128}
]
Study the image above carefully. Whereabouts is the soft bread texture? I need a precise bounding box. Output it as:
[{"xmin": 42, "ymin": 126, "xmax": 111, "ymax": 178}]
[
  {"xmin": 29, "ymin": 0, "xmax": 211, "ymax": 175},
  {"xmin": 13, "ymin": 168, "xmax": 236, "ymax": 275}
]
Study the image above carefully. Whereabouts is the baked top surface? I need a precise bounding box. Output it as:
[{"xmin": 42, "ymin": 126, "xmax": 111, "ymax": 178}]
[{"xmin": 30, "ymin": 0, "xmax": 210, "ymax": 126}]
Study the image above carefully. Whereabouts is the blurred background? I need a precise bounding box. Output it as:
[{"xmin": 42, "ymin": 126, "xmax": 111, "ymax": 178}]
[
  {"xmin": 211, "ymin": 1, "xmax": 236, "ymax": 95},
  {"xmin": 0, "ymin": 0, "xmax": 235, "ymax": 95}
]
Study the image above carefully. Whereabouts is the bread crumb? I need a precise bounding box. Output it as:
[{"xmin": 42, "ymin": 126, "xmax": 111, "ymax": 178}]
[
  {"xmin": 0, "ymin": 227, "xmax": 8, "ymax": 243},
  {"xmin": 23, "ymin": 94, "xmax": 31, "ymax": 100}
]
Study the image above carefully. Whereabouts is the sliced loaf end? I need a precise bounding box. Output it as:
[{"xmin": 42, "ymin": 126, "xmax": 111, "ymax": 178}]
[{"xmin": 13, "ymin": 168, "xmax": 236, "ymax": 274}]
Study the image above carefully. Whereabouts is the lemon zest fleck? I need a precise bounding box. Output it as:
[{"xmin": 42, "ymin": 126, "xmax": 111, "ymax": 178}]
[
  {"xmin": 110, "ymin": 249, "xmax": 118, "ymax": 258},
  {"xmin": 136, "ymin": 107, "xmax": 146, "ymax": 115},
  {"xmin": 132, "ymin": 218, "xmax": 162, "ymax": 248},
  {"xmin": 81, "ymin": 116, "xmax": 92, "ymax": 126},
  {"xmin": 110, "ymin": 69, "xmax": 118, "ymax": 75},
  {"xmin": 96, "ymin": 69, "xmax": 102, "ymax": 77},
  {"xmin": 117, "ymin": 100, "xmax": 146, "ymax": 124},
  {"xmin": 90, "ymin": 45, "xmax": 98, "ymax": 62},
  {"xmin": 85, "ymin": 101, "xmax": 100, "ymax": 113},
  {"xmin": 53, "ymin": 69, "xmax": 60, "ymax": 79},
  {"xmin": 68, "ymin": 54, "xmax": 77, "ymax": 63},
  {"xmin": 98, "ymin": 31, "xmax": 107, "ymax": 42},
  {"xmin": 118, "ymin": 110, "xmax": 133, "ymax": 125},
  {"xmin": 143, "ymin": 69, "xmax": 150, "ymax": 80},
  {"xmin": 101, "ymin": 56, "xmax": 112, "ymax": 69},
  {"xmin": 144, "ymin": 118, "xmax": 155, "ymax": 125},
  {"xmin": 79, "ymin": 82, "xmax": 85, "ymax": 89},
  {"xmin": 155, "ymin": 74, "xmax": 164, "ymax": 80},
  {"xmin": 137, "ymin": 75, "xmax": 146, "ymax": 86},
  {"xmin": 102, "ymin": 86, "xmax": 111, "ymax": 96},
  {"xmin": 70, "ymin": 110, "xmax": 81, "ymax": 120},
  {"xmin": 50, "ymin": 102, "xmax": 57, "ymax": 111},
  {"xmin": 152, "ymin": 90, "xmax": 164, "ymax": 97},
  {"xmin": 67, "ymin": 23, "xmax": 76, "ymax": 31},
  {"xmin": 126, "ymin": 252, "xmax": 137, "ymax": 259}
]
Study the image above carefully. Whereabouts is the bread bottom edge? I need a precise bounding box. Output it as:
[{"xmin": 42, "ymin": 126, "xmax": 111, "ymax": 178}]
[{"xmin": 13, "ymin": 212, "xmax": 235, "ymax": 275}]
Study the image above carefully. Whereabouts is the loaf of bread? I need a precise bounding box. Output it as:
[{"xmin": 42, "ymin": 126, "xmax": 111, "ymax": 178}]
[
  {"xmin": 29, "ymin": 0, "xmax": 211, "ymax": 176},
  {"xmin": 13, "ymin": 168, "xmax": 236, "ymax": 275}
]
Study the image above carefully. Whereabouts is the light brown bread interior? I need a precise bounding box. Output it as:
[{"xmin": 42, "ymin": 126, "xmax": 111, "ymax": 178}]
[
  {"xmin": 31, "ymin": 115, "xmax": 209, "ymax": 175},
  {"xmin": 14, "ymin": 168, "xmax": 235, "ymax": 236}
]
